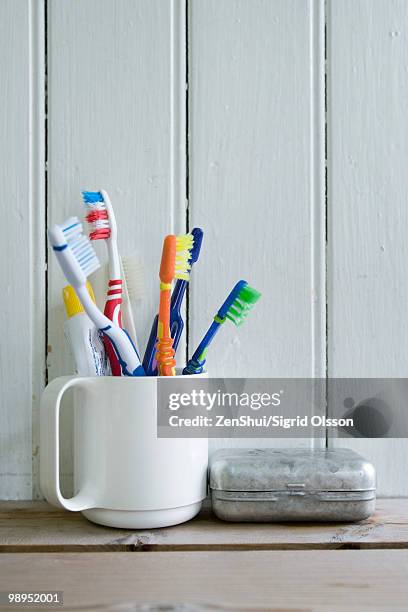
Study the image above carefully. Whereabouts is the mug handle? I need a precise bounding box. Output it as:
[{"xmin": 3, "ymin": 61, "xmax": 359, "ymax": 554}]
[{"xmin": 40, "ymin": 376, "xmax": 96, "ymax": 511}]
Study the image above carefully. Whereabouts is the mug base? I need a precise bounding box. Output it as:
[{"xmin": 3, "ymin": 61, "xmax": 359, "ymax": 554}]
[{"xmin": 82, "ymin": 500, "xmax": 203, "ymax": 529}]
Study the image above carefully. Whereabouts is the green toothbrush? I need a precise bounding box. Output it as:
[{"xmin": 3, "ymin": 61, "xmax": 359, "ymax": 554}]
[{"xmin": 183, "ymin": 280, "xmax": 261, "ymax": 374}]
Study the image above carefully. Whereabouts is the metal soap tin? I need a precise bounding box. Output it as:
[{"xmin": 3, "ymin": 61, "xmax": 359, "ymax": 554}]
[{"xmin": 209, "ymin": 448, "xmax": 376, "ymax": 522}]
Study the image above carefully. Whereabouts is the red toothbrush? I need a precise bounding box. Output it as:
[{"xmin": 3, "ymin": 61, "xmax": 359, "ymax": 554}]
[{"xmin": 82, "ymin": 190, "xmax": 125, "ymax": 375}]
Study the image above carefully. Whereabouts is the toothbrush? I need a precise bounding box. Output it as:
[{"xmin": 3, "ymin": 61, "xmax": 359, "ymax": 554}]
[
  {"xmin": 183, "ymin": 280, "xmax": 261, "ymax": 375},
  {"xmin": 48, "ymin": 217, "xmax": 145, "ymax": 376},
  {"xmin": 82, "ymin": 190, "xmax": 133, "ymax": 376},
  {"xmin": 156, "ymin": 233, "xmax": 194, "ymax": 376},
  {"xmin": 121, "ymin": 252, "xmax": 145, "ymax": 351},
  {"xmin": 143, "ymin": 227, "xmax": 203, "ymax": 376},
  {"xmin": 99, "ymin": 253, "xmax": 145, "ymax": 352}
]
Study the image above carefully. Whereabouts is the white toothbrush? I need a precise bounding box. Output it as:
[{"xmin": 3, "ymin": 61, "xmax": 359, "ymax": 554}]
[
  {"xmin": 48, "ymin": 217, "xmax": 145, "ymax": 376},
  {"xmin": 121, "ymin": 252, "xmax": 145, "ymax": 347}
]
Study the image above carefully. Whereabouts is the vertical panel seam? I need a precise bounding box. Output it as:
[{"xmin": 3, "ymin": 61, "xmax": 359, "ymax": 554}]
[
  {"xmin": 45, "ymin": 0, "xmax": 48, "ymax": 389},
  {"xmin": 28, "ymin": 0, "xmax": 46, "ymax": 498},
  {"xmin": 169, "ymin": 0, "xmax": 187, "ymax": 235},
  {"xmin": 324, "ymin": 0, "xmax": 329, "ymax": 448},
  {"xmin": 185, "ymin": 0, "xmax": 190, "ymax": 366},
  {"xmin": 310, "ymin": 0, "xmax": 327, "ymax": 448},
  {"xmin": 170, "ymin": 0, "xmax": 188, "ymax": 365}
]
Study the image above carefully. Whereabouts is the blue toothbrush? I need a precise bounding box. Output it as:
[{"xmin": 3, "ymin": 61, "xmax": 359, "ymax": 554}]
[
  {"xmin": 183, "ymin": 280, "xmax": 261, "ymax": 375},
  {"xmin": 143, "ymin": 228, "xmax": 204, "ymax": 376}
]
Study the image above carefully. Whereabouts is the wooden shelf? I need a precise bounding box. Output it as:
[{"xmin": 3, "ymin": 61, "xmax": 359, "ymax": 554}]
[
  {"xmin": 1, "ymin": 550, "xmax": 408, "ymax": 611},
  {"xmin": 0, "ymin": 498, "xmax": 407, "ymax": 553},
  {"xmin": 1, "ymin": 499, "xmax": 407, "ymax": 610}
]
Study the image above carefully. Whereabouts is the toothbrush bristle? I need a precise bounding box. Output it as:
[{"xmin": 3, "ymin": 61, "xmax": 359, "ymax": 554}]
[
  {"xmin": 82, "ymin": 190, "xmax": 111, "ymax": 240},
  {"xmin": 61, "ymin": 216, "xmax": 100, "ymax": 277},
  {"xmin": 175, "ymin": 233, "xmax": 194, "ymax": 281},
  {"xmin": 60, "ymin": 217, "xmax": 83, "ymax": 241},
  {"xmin": 86, "ymin": 210, "xmax": 108, "ymax": 224},
  {"xmin": 82, "ymin": 190, "xmax": 104, "ymax": 204},
  {"xmin": 121, "ymin": 254, "xmax": 145, "ymax": 301},
  {"xmin": 226, "ymin": 284, "xmax": 261, "ymax": 326}
]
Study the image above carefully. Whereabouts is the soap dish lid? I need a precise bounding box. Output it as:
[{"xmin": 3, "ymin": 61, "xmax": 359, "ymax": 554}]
[{"xmin": 209, "ymin": 448, "xmax": 376, "ymax": 493}]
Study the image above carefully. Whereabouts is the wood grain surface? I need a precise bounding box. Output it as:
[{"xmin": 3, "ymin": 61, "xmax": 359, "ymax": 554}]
[
  {"xmin": 1, "ymin": 550, "xmax": 407, "ymax": 610},
  {"xmin": 0, "ymin": 499, "xmax": 406, "ymax": 552}
]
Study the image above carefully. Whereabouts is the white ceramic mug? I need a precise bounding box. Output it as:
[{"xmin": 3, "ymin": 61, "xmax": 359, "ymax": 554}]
[{"xmin": 40, "ymin": 373, "xmax": 208, "ymax": 529}]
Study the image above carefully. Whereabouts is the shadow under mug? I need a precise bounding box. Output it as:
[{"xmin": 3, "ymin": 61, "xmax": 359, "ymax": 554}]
[{"xmin": 40, "ymin": 372, "xmax": 208, "ymax": 529}]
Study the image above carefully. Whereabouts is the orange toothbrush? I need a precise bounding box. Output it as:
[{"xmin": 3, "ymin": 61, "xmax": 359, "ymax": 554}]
[{"xmin": 156, "ymin": 233, "xmax": 193, "ymax": 376}]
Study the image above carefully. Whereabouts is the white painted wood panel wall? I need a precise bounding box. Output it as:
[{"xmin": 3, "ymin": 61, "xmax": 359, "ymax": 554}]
[
  {"xmin": 0, "ymin": 0, "xmax": 406, "ymax": 499},
  {"xmin": 328, "ymin": 0, "xmax": 408, "ymax": 495},
  {"xmin": 188, "ymin": 0, "xmax": 325, "ymax": 455},
  {"xmin": 47, "ymin": 0, "xmax": 187, "ymax": 497},
  {"xmin": 0, "ymin": 0, "xmax": 45, "ymax": 500}
]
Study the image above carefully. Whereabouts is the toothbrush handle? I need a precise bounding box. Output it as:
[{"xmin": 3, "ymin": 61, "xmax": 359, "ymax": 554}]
[
  {"xmin": 157, "ymin": 338, "xmax": 175, "ymax": 376},
  {"xmin": 156, "ymin": 289, "xmax": 175, "ymax": 376},
  {"xmin": 76, "ymin": 285, "xmax": 144, "ymax": 376},
  {"xmin": 104, "ymin": 279, "xmax": 123, "ymax": 376},
  {"xmin": 170, "ymin": 279, "xmax": 187, "ymax": 353},
  {"xmin": 183, "ymin": 319, "xmax": 221, "ymax": 374},
  {"xmin": 102, "ymin": 337, "xmax": 118, "ymax": 376},
  {"xmin": 171, "ymin": 279, "xmax": 187, "ymax": 315},
  {"xmin": 143, "ymin": 279, "xmax": 187, "ymax": 376},
  {"xmin": 143, "ymin": 314, "xmax": 159, "ymax": 376},
  {"xmin": 101, "ymin": 324, "xmax": 144, "ymax": 376},
  {"xmin": 105, "ymin": 279, "xmax": 123, "ymax": 326}
]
